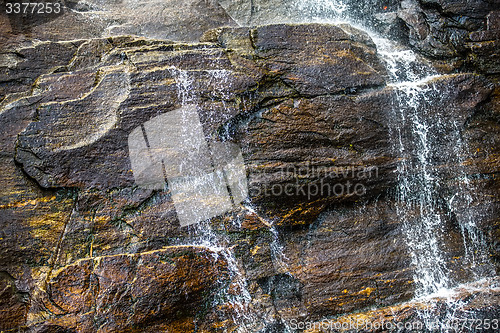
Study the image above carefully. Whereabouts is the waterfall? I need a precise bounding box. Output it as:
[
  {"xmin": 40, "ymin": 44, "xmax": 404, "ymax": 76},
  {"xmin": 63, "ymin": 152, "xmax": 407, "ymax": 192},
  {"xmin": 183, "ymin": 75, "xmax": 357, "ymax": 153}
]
[
  {"xmin": 373, "ymin": 36, "xmax": 496, "ymax": 297},
  {"xmin": 445, "ymin": 118, "xmax": 496, "ymax": 281},
  {"xmin": 183, "ymin": 220, "xmax": 254, "ymax": 331},
  {"xmin": 385, "ymin": 56, "xmax": 453, "ymax": 297},
  {"xmin": 243, "ymin": 204, "xmax": 290, "ymax": 274},
  {"xmin": 372, "ymin": 37, "xmax": 453, "ymax": 296},
  {"xmin": 295, "ymin": 0, "xmax": 495, "ymax": 299}
]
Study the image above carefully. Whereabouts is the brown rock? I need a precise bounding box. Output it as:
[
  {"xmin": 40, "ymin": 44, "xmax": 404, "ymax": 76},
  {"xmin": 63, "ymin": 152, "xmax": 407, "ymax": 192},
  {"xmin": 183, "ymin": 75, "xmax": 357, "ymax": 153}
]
[
  {"xmin": 487, "ymin": 11, "xmax": 500, "ymax": 30},
  {"xmin": 284, "ymin": 201, "xmax": 414, "ymax": 320},
  {"xmin": 0, "ymin": 272, "xmax": 29, "ymax": 331},
  {"xmin": 251, "ymin": 24, "xmax": 386, "ymax": 96},
  {"xmin": 242, "ymin": 91, "xmax": 397, "ymax": 225},
  {"xmin": 42, "ymin": 246, "xmax": 230, "ymax": 332},
  {"xmin": 303, "ymin": 277, "xmax": 500, "ymax": 332},
  {"xmin": 397, "ymin": 0, "xmax": 500, "ymax": 73},
  {"xmin": 0, "ymin": 40, "xmax": 84, "ymax": 99},
  {"xmin": 1, "ymin": 0, "xmax": 237, "ymax": 42}
]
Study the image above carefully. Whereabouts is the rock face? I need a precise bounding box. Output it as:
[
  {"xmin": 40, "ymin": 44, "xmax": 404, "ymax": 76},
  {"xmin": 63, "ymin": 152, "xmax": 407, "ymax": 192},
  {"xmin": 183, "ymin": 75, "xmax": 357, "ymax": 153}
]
[
  {"xmin": 0, "ymin": 2, "xmax": 499, "ymax": 333},
  {"xmin": 1, "ymin": 0, "xmax": 236, "ymax": 42},
  {"xmin": 303, "ymin": 277, "xmax": 500, "ymax": 333},
  {"xmin": 218, "ymin": 0, "xmax": 500, "ymax": 73},
  {"xmin": 34, "ymin": 246, "xmax": 231, "ymax": 332},
  {"xmin": 218, "ymin": 0, "xmax": 405, "ymax": 39},
  {"xmin": 397, "ymin": 0, "xmax": 500, "ymax": 73}
]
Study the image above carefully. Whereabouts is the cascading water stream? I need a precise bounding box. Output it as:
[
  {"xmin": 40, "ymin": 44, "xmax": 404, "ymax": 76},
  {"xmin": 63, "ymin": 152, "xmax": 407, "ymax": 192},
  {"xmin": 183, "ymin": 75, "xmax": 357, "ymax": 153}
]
[
  {"xmin": 370, "ymin": 38, "xmax": 452, "ymax": 296},
  {"xmin": 184, "ymin": 220, "xmax": 254, "ymax": 327},
  {"xmin": 294, "ymin": 0, "xmax": 495, "ymax": 301},
  {"xmin": 365, "ymin": 21, "xmax": 497, "ymax": 331},
  {"xmin": 387, "ymin": 65, "xmax": 453, "ymax": 297},
  {"xmin": 243, "ymin": 204, "xmax": 290, "ymax": 274},
  {"xmin": 294, "ymin": 0, "xmax": 348, "ymax": 21},
  {"xmin": 169, "ymin": 52, "xmax": 298, "ymax": 330},
  {"xmin": 445, "ymin": 118, "xmax": 495, "ymax": 281},
  {"xmin": 372, "ymin": 36, "xmax": 495, "ymax": 298}
]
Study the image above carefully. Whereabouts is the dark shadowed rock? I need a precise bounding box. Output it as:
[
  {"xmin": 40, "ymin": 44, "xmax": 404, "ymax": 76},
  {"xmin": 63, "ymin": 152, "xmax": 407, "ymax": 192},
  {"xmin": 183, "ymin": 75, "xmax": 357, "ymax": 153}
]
[
  {"xmin": 397, "ymin": 0, "xmax": 500, "ymax": 73},
  {"xmin": 0, "ymin": 0, "xmax": 237, "ymax": 42},
  {"xmin": 0, "ymin": 39, "xmax": 84, "ymax": 99},
  {"xmin": 241, "ymin": 91, "xmax": 397, "ymax": 225},
  {"xmin": 0, "ymin": 271, "xmax": 29, "ymax": 331}
]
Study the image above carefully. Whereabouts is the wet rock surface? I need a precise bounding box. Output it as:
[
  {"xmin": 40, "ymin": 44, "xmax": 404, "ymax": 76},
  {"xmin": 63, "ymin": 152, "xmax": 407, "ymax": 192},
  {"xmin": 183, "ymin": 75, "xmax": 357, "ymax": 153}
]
[
  {"xmin": 35, "ymin": 246, "xmax": 231, "ymax": 332},
  {"xmin": 0, "ymin": 1, "xmax": 499, "ymax": 332},
  {"xmin": 397, "ymin": 0, "xmax": 500, "ymax": 73},
  {"xmin": 1, "ymin": 0, "xmax": 236, "ymax": 42},
  {"xmin": 304, "ymin": 277, "xmax": 500, "ymax": 333}
]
